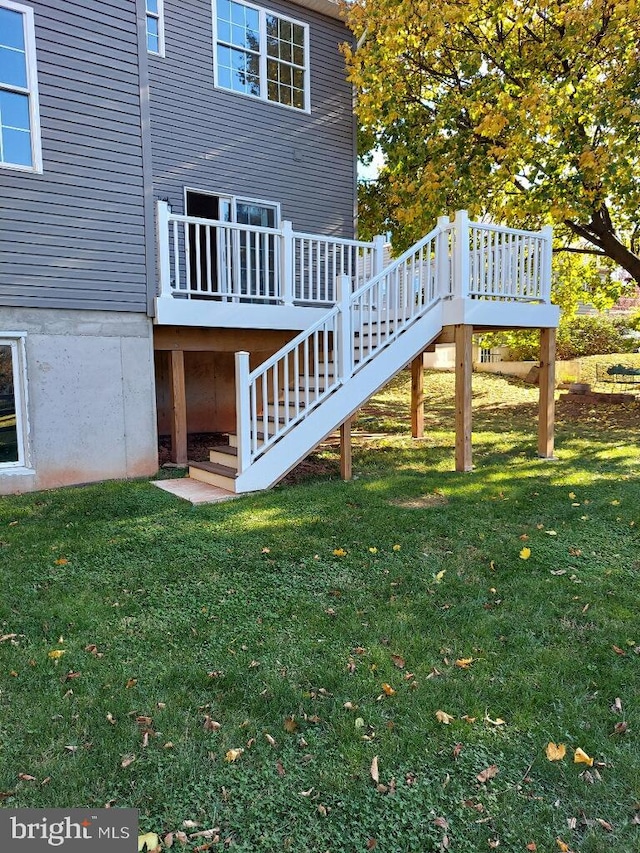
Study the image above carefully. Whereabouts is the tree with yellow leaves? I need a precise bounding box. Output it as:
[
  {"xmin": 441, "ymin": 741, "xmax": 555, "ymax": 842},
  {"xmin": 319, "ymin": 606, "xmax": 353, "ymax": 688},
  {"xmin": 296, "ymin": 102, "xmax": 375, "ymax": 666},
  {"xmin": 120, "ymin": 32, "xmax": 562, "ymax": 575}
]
[{"xmin": 344, "ymin": 0, "xmax": 640, "ymax": 284}]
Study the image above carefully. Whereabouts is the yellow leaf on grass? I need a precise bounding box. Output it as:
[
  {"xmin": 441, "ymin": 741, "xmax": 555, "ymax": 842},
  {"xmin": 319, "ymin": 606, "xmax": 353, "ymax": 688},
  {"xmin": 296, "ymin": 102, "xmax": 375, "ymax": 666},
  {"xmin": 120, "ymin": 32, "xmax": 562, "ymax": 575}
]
[
  {"xmin": 392, "ymin": 544, "xmax": 401, "ymax": 551},
  {"xmin": 381, "ymin": 683, "xmax": 396, "ymax": 696},
  {"xmin": 433, "ymin": 570, "xmax": 446, "ymax": 584},
  {"xmin": 435, "ymin": 710, "xmax": 455, "ymax": 724},
  {"xmin": 138, "ymin": 832, "xmax": 159, "ymax": 852},
  {"xmin": 519, "ymin": 547, "xmax": 531, "ymax": 560},
  {"xmin": 545, "ymin": 742, "xmax": 566, "ymax": 761},
  {"xmin": 225, "ymin": 748, "xmax": 244, "ymax": 762},
  {"xmin": 573, "ymin": 747, "xmax": 593, "ymax": 766},
  {"xmin": 568, "ymin": 492, "xmax": 576, "ymax": 500},
  {"xmin": 368, "ymin": 547, "xmax": 378, "ymax": 554},
  {"xmin": 333, "ymin": 548, "xmax": 347, "ymax": 557},
  {"xmin": 47, "ymin": 650, "xmax": 65, "ymax": 660},
  {"xmin": 556, "ymin": 840, "xmax": 570, "ymax": 853},
  {"xmin": 455, "ymin": 657, "xmax": 473, "ymax": 669},
  {"xmin": 54, "ymin": 558, "xmax": 69, "ymax": 566}
]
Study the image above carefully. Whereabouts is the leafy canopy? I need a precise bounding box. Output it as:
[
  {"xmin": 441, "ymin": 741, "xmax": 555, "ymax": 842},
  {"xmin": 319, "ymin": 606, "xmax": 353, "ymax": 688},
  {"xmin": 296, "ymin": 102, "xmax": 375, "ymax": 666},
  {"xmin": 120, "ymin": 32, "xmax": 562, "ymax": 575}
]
[{"xmin": 344, "ymin": 0, "xmax": 640, "ymax": 281}]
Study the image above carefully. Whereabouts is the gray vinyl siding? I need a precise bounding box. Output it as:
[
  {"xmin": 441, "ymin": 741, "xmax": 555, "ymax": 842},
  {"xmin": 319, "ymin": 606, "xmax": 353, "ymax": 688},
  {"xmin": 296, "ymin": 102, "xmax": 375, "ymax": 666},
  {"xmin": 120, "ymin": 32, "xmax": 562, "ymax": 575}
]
[
  {"xmin": 148, "ymin": 0, "xmax": 356, "ymax": 237},
  {"xmin": 0, "ymin": 0, "xmax": 148, "ymax": 312}
]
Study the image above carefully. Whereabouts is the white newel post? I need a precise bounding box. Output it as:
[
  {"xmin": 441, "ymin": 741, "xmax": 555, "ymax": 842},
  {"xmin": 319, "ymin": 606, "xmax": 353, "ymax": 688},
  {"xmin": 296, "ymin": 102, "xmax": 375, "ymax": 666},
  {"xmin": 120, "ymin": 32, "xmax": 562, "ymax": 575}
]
[
  {"xmin": 453, "ymin": 209, "xmax": 470, "ymax": 299},
  {"xmin": 373, "ymin": 234, "xmax": 386, "ymax": 277},
  {"xmin": 156, "ymin": 200, "xmax": 172, "ymax": 298},
  {"xmin": 336, "ymin": 274, "xmax": 353, "ymax": 381},
  {"xmin": 541, "ymin": 225, "xmax": 553, "ymax": 304},
  {"xmin": 436, "ymin": 215, "xmax": 450, "ymax": 297},
  {"xmin": 281, "ymin": 220, "xmax": 294, "ymax": 306},
  {"xmin": 235, "ymin": 351, "xmax": 252, "ymax": 474}
]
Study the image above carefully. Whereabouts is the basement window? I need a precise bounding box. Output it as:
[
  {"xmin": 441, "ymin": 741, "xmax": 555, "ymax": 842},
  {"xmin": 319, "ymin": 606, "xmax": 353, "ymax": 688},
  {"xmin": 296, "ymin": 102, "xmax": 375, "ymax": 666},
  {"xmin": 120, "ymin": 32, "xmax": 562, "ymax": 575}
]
[{"xmin": 0, "ymin": 336, "xmax": 29, "ymax": 468}]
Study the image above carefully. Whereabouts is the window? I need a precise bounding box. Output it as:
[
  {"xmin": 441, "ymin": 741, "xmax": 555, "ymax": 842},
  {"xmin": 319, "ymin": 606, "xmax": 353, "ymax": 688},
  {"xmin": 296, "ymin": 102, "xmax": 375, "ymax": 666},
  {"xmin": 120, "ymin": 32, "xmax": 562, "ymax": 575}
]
[
  {"xmin": 0, "ymin": 0, "xmax": 41, "ymax": 171},
  {"xmin": 0, "ymin": 336, "xmax": 28, "ymax": 468},
  {"xmin": 146, "ymin": 0, "xmax": 165, "ymax": 55},
  {"xmin": 214, "ymin": 0, "xmax": 309, "ymax": 111}
]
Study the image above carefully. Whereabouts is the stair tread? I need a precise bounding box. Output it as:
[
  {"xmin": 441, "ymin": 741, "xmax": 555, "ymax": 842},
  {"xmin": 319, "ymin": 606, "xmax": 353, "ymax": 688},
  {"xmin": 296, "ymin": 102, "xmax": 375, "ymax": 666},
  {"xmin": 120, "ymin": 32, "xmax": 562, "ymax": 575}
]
[
  {"xmin": 209, "ymin": 445, "xmax": 238, "ymax": 458},
  {"xmin": 189, "ymin": 460, "xmax": 237, "ymax": 479}
]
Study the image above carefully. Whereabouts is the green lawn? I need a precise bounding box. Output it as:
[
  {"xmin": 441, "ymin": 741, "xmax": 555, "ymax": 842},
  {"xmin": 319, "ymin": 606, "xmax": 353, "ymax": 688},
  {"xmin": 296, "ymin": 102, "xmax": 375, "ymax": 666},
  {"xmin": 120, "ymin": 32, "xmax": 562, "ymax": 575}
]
[{"xmin": 1, "ymin": 370, "xmax": 639, "ymax": 852}]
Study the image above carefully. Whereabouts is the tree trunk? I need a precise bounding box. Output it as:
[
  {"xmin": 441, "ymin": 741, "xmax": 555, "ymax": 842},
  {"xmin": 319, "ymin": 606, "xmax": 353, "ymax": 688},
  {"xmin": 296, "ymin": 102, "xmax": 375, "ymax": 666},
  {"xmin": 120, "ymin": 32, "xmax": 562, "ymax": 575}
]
[{"xmin": 565, "ymin": 208, "xmax": 640, "ymax": 285}]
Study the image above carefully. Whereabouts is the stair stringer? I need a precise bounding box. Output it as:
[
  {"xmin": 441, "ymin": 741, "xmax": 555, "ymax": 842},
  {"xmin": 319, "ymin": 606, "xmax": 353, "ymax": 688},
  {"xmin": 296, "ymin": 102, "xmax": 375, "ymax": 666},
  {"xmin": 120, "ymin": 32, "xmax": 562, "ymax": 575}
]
[{"xmin": 234, "ymin": 302, "xmax": 445, "ymax": 493}]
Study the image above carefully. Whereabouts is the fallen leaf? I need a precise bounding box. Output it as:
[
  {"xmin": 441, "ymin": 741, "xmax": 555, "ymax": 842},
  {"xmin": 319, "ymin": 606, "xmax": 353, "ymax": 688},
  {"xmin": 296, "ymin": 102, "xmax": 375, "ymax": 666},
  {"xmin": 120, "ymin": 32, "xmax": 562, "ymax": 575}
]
[
  {"xmin": 556, "ymin": 840, "xmax": 570, "ymax": 853},
  {"xmin": 610, "ymin": 697, "xmax": 623, "ymax": 714},
  {"xmin": 47, "ymin": 650, "xmax": 65, "ymax": 660},
  {"xmin": 367, "ymin": 840, "xmax": 377, "ymax": 850},
  {"xmin": 203, "ymin": 716, "xmax": 221, "ymax": 732},
  {"xmin": 391, "ymin": 654, "xmax": 405, "ymax": 669},
  {"xmin": 612, "ymin": 721, "xmax": 628, "ymax": 735},
  {"xmin": 18, "ymin": 773, "xmax": 37, "ymax": 782},
  {"xmin": 125, "ymin": 678, "xmax": 138, "ymax": 688},
  {"xmin": 519, "ymin": 547, "xmax": 531, "ymax": 560},
  {"xmin": 370, "ymin": 756, "xmax": 379, "ymax": 784},
  {"xmin": 477, "ymin": 764, "xmax": 499, "ymax": 783},
  {"xmin": 488, "ymin": 838, "xmax": 500, "ymax": 848},
  {"xmin": 265, "ymin": 733, "xmax": 276, "ymax": 747},
  {"xmin": 381, "ymin": 683, "xmax": 396, "ymax": 696},
  {"xmin": 568, "ymin": 492, "xmax": 576, "ymax": 500},
  {"xmin": 453, "ymin": 742, "xmax": 463, "ymax": 759},
  {"xmin": 164, "ymin": 832, "xmax": 174, "ymax": 848},
  {"xmin": 574, "ymin": 747, "xmax": 594, "ymax": 766},
  {"xmin": 121, "ymin": 754, "xmax": 136, "ymax": 768},
  {"xmin": 546, "ymin": 742, "xmax": 566, "ymax": 761},
  {"xmin": 138, "ymin": 832, "xmax": 159, "ymax": 852},
  {"xmin": 64, "ymin": 745, "xmax": 78, "ymax": 753},
  {"xmin": 455, "ymin": 657, "xmax": 474, "ymax": 669},
  {"xmin": 461, "ymin": 714, "xmax": 476, "ymax": 724},
  {"xmin": 433, "ymin": 569, "xmax": 446, "ymax": 583},
  {"xmin": 225, "ymin": 748, "xmax": 244, "ymax": 762},
  {"xmin": 433, "ymin": 817, "xmax": 449, "ymax": 830},
  {"xmin": 596, "ymin": 818, "xmax": 613, "ymax": 832},
  {"xmin": 435, "ymin": 710, "xmax": 455, "ymax": 725},
  {"xmin": 299, "ymin": 788, "xmax": 314, "ymax": 797},
  {"xmin": 284, "ymin": 716, "xmax": 298, "ymax": 733},
  {"xmin": 526, "ymin": 844, "xmax": 537, "ymax": 852},
  {"xmin": 392, "ymin": 544, "xmax": 401, "ymax": 551},
  {"xmin": 106, "ymin": 713, "xmax": 116, "ymax": 725},
  {"xmin": 54, "ymin": 558, "xmax": 69, "ymax": 565},
  {"xmin": 612, "ymin": 645, "xmax": 626, "ymax": 656},
  {"xmin": 368, "ymin": 547, "xmax": 378, "ymax": 554},
  {"xmin": 485, "ymin": 715, "xmax": 506, "ymax": 726},
  {"xmin": 333, "ymin": 548, "xmax": 347, "ymax": 557},
  {"xmin": 276, "ymin": 760, "xmax": 285, "ymax": 777},
  {"xmin": 0, "ymin": 634, "xmax": 17, "ymax": 643}
]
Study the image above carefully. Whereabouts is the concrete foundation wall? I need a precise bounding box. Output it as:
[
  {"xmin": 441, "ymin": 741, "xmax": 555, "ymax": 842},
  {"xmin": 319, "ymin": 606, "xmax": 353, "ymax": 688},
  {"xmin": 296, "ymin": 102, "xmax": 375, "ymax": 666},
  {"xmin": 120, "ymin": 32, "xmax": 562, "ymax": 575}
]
[{"xmin": 0, "ymin": 308, "xmax": 158, "ymax": 495}]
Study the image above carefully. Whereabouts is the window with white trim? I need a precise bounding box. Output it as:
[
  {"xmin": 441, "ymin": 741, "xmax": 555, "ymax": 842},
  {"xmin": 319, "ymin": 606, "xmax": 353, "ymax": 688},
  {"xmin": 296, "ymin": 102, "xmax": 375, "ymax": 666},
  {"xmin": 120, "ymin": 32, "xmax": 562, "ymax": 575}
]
[
  {"xmin": 214, "ymin": 0, "xmax": 309, "ymax": 111},
  {"xmin": 146, "ymin": 0, "xmax": 165, "ymax": 55},
  {"xmin": 0, "ymin": 0, "xmax": 42, "ymax": 171},
  {"xmin": 0, "ymin": 336, "xmax": 29, "ymax": 468}
]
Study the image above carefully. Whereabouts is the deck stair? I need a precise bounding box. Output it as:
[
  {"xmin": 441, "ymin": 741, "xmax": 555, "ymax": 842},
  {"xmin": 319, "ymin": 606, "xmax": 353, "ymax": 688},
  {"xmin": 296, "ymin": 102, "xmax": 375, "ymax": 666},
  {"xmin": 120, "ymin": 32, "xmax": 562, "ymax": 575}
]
[{"xmin": 188, "ymin": 211, "xmax": 556, "ymax": 494}]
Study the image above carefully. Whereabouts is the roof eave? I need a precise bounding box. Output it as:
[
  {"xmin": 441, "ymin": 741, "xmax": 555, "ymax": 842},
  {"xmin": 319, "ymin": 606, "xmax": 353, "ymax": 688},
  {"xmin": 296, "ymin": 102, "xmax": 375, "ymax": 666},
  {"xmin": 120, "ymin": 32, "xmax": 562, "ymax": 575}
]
[{"xmin": 291, "ymin": 0, "xmax": 344, "ymax": 22}]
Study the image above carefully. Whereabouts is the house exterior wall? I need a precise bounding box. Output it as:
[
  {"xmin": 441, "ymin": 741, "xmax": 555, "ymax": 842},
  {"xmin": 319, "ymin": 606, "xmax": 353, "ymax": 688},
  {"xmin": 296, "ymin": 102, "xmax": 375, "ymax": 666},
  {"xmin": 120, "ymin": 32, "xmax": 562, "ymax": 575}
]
[
  {"xmin": 147, "ymin": 0, "xmax": 356, "ymax": 236},
  {"xmin": 0, "ymin": 0, "xmax": 150, "ymax": 313},
  {"xmin": 0, "ymin": 307, "xmax": 158, "ymax": 495}
]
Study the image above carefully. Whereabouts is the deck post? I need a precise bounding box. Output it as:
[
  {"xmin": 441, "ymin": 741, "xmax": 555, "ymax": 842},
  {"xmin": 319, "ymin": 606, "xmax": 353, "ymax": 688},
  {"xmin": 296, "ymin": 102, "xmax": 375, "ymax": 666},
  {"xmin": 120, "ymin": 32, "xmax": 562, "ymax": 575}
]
[
  {"xmin": 453, "ymin": 210, "xmax": 470, "ymax": 299},
  {"xmin": 538, "ymin": 327, "xmax": 556, "ymax": 458},
  {"xmin": 436, "ymin": 215, "xmax": 451, "ymax": 298},
  {"xmin": 411, "ymin": 353, "xmax": 425, "ymax": 438},
  {"xmin": 157, "ymin": 200, "xmax": 172, "ymax": 298},
  {"xmin": 169, "ymin": 349, "xmax": 188, "ymax": 465},
  {"xmin": 540, "ymin": 225, "xmax": 554, "ymax": 303},
  {"xmin": 373, "ymin": 234, "xmax": 386, "ymax": 277},
  {"xmin": 281, "ymin": 220, "xmax": 294, "ymax": 306},
  {"xmin": 336, "ymin": 274, "xmax": 353, "ymax": 381},
  {"xmin": 454, "ymin": 324, "xmax": 473, "ymax": 472},
  {"xmin": 235, "ymin": 351, "xmax": 252, "ymax": 475},
  {"xmin": 340, "ymin": 417, "xmax": 353, "ymax": 480}
]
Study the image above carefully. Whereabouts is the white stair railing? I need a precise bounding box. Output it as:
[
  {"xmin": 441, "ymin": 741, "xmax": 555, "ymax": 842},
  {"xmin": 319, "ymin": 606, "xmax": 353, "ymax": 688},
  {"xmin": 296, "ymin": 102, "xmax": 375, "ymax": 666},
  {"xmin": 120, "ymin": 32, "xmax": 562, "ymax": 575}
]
[{"xmin": 234, "ymin": 212, "xmax": 553, "ymax": 475}]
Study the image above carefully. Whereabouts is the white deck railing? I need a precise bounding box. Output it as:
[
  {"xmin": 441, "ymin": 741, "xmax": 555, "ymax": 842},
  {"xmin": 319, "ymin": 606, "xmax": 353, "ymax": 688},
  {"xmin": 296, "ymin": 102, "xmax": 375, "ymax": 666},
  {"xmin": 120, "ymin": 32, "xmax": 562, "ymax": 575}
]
[
  {"xmin": 156, "ymin": 202, "xmax": 383, "ymax": 306},
  {"xmin": 234, "ymin": 212, "xmax": 553, "ymax": 473}
]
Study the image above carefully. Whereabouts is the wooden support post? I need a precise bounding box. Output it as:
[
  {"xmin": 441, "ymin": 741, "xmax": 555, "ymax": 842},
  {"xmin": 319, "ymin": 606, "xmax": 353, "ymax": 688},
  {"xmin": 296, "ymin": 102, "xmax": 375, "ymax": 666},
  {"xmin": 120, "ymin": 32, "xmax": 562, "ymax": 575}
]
[
  {"xmin": 411, "ymin": 353, "xmax": 424, "ymax": 438},
  {"xmin": 538, "ymin": 327, "xmax": 556, "ymax": 459},
  {"xmin": 169, "ymin": 349, "xmax": 188, "ymax": 465},
  {"xmin": 454, "ymin": 324, "xmax": 473, "ymax": 472},
  {"xmin": 340, "ymin": 417, "xmax": 353, "ymax": 481}
]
